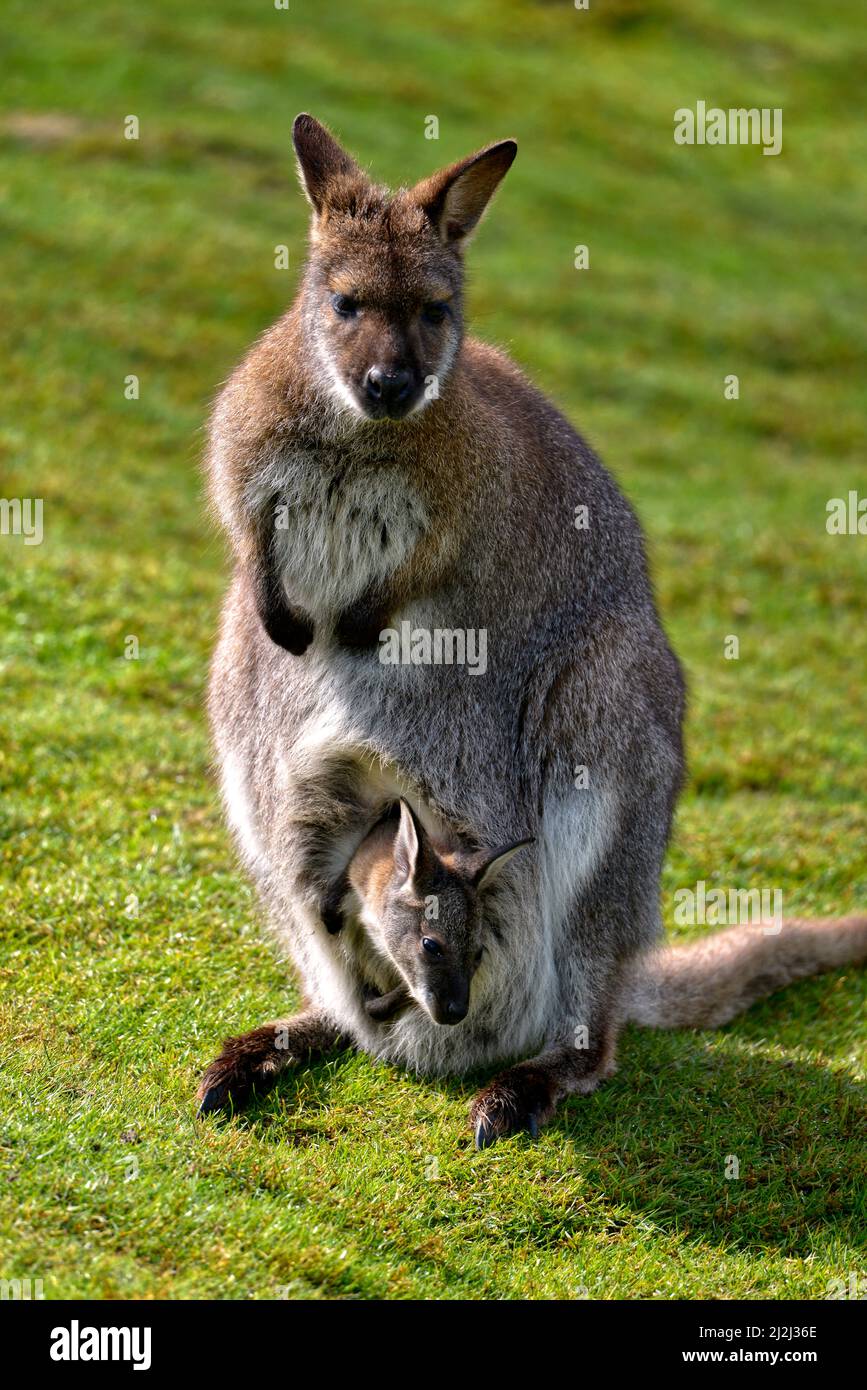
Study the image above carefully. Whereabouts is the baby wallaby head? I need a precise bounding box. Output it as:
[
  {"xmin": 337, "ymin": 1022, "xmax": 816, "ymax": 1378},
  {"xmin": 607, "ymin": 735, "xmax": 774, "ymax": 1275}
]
[
  {"xmin": 348, "ymin": 800, "xmax": 532, "ymax": 1026},
  {"xmin": 292, "ymin": 114, "xmax": 516, "ymax": 422}
]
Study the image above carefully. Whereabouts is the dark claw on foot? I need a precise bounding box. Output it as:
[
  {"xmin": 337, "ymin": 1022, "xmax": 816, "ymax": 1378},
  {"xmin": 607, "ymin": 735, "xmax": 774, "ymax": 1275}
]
[
  {"xmin": 197, "ymin": 1086, "xmax": 228, "ymax": 1117},
  {"xmin": 474, "ymin": 1119, "xmax": 497, "ymax": 1150}
]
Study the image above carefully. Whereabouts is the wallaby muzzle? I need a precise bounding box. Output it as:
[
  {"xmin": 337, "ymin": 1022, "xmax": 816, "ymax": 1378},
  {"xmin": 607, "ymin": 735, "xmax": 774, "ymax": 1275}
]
[
  {"xmin": 427, "ymin": 977, "xmax": 470, "ymax": 1026},
  {"xmin": 363, "ymin": 365, "xmax": 418, "ymax": 419}
]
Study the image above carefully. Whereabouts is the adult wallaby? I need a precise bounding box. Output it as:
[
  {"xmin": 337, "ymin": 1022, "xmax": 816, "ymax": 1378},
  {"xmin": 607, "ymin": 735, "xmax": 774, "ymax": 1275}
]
[{"xmin": 198, "ymin": 115, "xmax": 867, "ymax": 1145}]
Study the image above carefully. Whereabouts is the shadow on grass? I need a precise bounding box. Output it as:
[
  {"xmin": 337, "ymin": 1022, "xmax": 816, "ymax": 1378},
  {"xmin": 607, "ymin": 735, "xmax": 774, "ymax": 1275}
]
[
  {"xmin": 553, "ymin": 1031, "xmax": 865, "ymax": 1259},
  {"xmin": 209, "ymin": 988, "xmax": 866, "ymax": 1260},
  {"xmin": 459, "ymin": 1014, "xmax": 864, "ymax": 1259}
]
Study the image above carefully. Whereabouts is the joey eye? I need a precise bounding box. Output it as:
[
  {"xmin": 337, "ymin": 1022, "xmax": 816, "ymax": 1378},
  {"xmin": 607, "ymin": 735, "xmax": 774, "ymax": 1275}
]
[
  {"xmin": 421, "ymin": 301, "xmax": 449, "ymax": 325},
  {"xmin": 332, "ymin": 293, "xmax": 358, "ymax": 318},
  {"xmin": 421, "ymin": 936, "xmax": 443, "ymax": 958}
]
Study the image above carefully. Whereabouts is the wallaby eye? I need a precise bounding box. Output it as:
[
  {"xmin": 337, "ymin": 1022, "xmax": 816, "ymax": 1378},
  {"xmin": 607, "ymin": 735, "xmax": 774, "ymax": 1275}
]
[
  {"xmin": 421, "ymin": 301, "xmax": 448, "ymax": 325},
  {"xmin": 421, "ymin": 936, "xmax": 443, "ymax": 958},
  {"xmin": 332, "ymin": 293, "xmax": 358, "ymax": 318}
]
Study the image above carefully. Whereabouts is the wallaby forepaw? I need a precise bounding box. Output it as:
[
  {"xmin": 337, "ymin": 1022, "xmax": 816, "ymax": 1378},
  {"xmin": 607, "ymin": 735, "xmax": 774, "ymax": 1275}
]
[
  {"xmin": 261, "ymin": 603, "xmax": 314, "ymax": 656},
  {"xmin": 470, "ymin": 1065, "xmax": 556, "ymax": 1149}
]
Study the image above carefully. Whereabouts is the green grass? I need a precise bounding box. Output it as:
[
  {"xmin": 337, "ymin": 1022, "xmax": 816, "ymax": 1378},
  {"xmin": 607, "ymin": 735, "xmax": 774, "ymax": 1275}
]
[{"xmin": 1, "ymin": 0, "xmax": 865, "ymax": 1299}]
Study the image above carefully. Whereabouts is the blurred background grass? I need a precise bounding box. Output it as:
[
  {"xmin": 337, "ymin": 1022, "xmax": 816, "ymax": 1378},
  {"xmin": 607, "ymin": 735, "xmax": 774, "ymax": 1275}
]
[{"xmin": 0, "ymin": 0, "xmax": 865, "ymax": 1299}]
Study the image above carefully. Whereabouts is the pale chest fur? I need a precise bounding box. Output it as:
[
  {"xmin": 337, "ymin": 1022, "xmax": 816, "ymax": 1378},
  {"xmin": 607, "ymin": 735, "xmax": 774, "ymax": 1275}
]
[{"xmin": 246, "ymin": 444, "xmax": 429, "ymax": 616}]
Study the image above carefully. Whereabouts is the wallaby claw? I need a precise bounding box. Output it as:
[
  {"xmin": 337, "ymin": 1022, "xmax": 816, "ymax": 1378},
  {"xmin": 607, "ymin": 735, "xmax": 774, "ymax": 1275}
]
[
  {"xmin": 474, "ymin": 1111, "xmax": 539, "ymax": 1149},
  {"xmin": 474, "ymin": 1119, "xmax": 497, "ymax": 1150},
  {"xmin": 196, "ymin": 1085, "xmax": 229, "ymax": 1118}
]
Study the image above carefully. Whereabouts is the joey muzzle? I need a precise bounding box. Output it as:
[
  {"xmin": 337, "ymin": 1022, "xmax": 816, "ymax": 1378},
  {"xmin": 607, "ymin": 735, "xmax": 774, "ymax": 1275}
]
[{"xmin": 429, "ymin": 978, "xmax": 470, "ymax": 1025}]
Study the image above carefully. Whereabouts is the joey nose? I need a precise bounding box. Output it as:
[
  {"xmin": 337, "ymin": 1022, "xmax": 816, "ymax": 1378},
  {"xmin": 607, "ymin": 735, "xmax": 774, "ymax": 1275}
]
[
  {"xmin": 365, "ymin": 366, "xmax": 412, "ymax": 408},
  {"xmin": 443, "ymin": 997, "xmax": 468, "ymax": 1024}
]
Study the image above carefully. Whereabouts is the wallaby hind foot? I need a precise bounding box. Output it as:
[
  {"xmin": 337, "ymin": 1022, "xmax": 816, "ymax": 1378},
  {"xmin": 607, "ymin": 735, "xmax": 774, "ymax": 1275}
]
[
  {"xmin": 197, "ymin": 1009, "xmax": 342, "ymax": 1116},
  {"xmin": 470, "ymin": 1036, "xmax": 618, "ymax": 1149}
]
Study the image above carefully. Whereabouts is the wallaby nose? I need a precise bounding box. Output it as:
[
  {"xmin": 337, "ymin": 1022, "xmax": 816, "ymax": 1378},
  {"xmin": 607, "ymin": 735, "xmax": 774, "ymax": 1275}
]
[
  {"xmin": 365, "ymin": 366, "xmax": 412, "ymax": 408},
  {"xmin": 443, "ymin": 997, "xmax": 468, "ymax": 1025}
]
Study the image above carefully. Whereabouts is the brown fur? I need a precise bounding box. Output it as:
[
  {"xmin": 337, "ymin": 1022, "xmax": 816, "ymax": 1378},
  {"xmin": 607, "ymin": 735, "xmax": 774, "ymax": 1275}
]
[{"xmin": 208, "ymin": 119, "xmax": 519, "ymax": 654}]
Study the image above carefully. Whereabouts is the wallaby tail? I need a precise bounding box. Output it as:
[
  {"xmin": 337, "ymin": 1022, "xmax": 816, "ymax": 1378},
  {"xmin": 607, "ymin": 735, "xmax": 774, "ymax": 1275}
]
[{"xmin": 624, "ymin": 915, "xmax": 867, "ymax": 1030}]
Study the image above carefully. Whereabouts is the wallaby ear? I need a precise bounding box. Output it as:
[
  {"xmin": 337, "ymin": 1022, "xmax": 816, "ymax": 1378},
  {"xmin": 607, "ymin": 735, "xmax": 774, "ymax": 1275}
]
[
  {"xmin": 471, "ymin": 837, "xmax": 534, "ymax": 893},
  {"xmin": 411, "ymin": 140, "xmax": 517, "ymax": 247},
  {"xmin": 393, "ymin": 799, "xmax": 423, "ymax": 885},
  {"xmin": 292, "ymin": 113, "xmax": 363, "ymax": 215}
]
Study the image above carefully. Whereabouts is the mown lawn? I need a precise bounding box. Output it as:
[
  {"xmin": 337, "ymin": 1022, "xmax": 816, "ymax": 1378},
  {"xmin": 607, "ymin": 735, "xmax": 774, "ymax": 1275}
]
[{"xmin": 1, "ymin": 0, "xmax": 865, "ymax": 1299}]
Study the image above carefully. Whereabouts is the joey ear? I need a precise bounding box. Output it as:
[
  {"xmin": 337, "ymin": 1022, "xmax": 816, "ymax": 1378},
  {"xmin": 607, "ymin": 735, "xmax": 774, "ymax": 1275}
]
[
  {"xmin": 411, "ymin": 139, "xmax": 517, "ymax": 246},
  {"xmin": 393, "ymin": 800, "xmax": 423, "ymax": 885},
  {"xmin": 292, "ymin": 113, "xmax": 363, "ymax": 215},
  {"xmin": 472, "ymin": 837, "xmax": 534, "ymax": 892}
]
